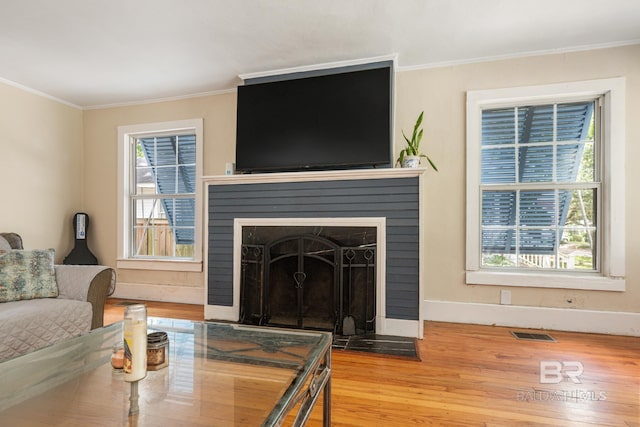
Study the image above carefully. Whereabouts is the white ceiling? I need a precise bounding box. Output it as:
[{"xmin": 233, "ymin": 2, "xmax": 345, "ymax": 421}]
[{"xmin": 1, "ymin": 0, "xmax": 639, "ymax": 109}]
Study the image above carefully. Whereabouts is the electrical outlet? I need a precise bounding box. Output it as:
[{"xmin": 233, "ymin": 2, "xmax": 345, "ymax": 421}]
[{"xmin": 500, "ymin": 289, "xmax": 511, "ymax": 305}]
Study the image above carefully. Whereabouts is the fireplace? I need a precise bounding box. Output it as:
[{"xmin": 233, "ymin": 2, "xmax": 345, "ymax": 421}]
[
  {"xmin": 239, "ymin": 225, "xmax": 377, "ymax": 335},
  {"xmin": 204, "ymin": 168, "xmax": 425, "ymax": 339}
]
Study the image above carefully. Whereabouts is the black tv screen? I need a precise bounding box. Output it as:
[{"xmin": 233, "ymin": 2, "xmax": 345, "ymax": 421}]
[{"xmin": 235, "ymin": 64, "xmax": 392, "ymax": 173}]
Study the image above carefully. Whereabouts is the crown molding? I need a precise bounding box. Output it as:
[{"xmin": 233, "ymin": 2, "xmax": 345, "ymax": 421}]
[{"xmin": 238, "ymin": 53, "xmax": 399, "ymax": 81}]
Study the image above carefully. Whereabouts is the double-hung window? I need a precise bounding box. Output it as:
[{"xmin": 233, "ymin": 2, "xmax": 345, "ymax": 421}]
[
  {"xmin": 117, "ymin": 119, "xmax": 203, "ymax": 271},
  {"xmin": 466, "ymin": 79, "xmax": 625, "ymax": 290}
]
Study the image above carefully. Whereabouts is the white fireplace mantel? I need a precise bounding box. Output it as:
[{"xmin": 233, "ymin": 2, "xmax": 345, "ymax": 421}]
[{"xmin": 202, "ymin": 166, "xmax": 428, "ymax": 186}]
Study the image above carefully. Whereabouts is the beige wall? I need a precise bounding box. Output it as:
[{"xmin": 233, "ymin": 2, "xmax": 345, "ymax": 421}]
[
  {"xmin": 0, "ymin": 83, "xmax": 84, "ymax": 262},
  {"xmin": 85, "ymin": 45, "xmax": 638, "ymax": 312},
  {"xmin": 82, "ymin": 92, "xmax": 236, "ymax": 290},
  {"xmin": 6, "ymin": 44, "xmax": 635, "ymax": 313},
  {"xmin": 395, "ymin": 45, "xmax": 640, "ymax": 313}
]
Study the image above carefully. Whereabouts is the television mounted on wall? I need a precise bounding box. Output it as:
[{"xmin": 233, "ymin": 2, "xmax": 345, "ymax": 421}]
[{"xmin": 235, "ymin": 61, "xmax": 393, "ymax": 173}]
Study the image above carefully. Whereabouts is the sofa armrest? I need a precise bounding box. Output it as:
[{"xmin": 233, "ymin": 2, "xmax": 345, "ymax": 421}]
[
  {"xmin": 54, "ymin": 265, "xmax": 116, "ymax": 330},
  {"xmin": 0, "ymin": 232, "xmax": 24, "ymax": 249}
]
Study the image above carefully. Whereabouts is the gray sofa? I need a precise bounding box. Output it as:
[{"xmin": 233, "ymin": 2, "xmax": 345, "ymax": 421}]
[{"xmin": 0, "ymin": 232, "xmax": 115, "ymax": 361}]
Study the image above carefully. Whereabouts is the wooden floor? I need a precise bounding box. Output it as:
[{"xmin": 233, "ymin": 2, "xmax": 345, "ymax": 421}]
[{"xmin": 105, "ymin": 298, "xmax": 640, "ymax": 426}]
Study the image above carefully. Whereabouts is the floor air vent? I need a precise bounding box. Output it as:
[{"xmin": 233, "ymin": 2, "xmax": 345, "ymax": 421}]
[{"xmin": 511, "ymin": 331, "xmax": 556, "ymax": 342}]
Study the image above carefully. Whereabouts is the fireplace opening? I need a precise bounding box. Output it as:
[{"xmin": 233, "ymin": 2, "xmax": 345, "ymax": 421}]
[{"xmin": 239, "ymin": 226, "xmax": 376, "ymax": 335}]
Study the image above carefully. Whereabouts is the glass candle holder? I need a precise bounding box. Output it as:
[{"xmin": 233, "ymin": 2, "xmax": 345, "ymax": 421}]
[
  {"xmin": 123, "ymin": 304, "xmax": 147, "ymax": 382},
  {"xmin": 147, "ymin": 332, "xmax": 169, "ymax": 371},
  {"xmin": 111, "ymin": 342, "xmax": 125, "ymax": 372}
]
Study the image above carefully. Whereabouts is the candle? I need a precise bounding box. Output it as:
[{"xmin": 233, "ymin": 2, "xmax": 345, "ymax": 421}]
[
  {"xmin": 111, "ymin": 345, "xmax": 124, "ymax": 370},
  {"xmin": 123, "ymin": 304, "xmax": 147, "ymax": 382},
  {"xmin": 147, "ymin": 331, "xmax": 169, "ymax": 370}
]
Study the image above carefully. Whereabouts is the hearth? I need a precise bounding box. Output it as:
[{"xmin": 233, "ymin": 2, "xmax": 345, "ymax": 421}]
[{"xmin": 239, "ymin": 226, "xmax": 376, "ymax": 335}]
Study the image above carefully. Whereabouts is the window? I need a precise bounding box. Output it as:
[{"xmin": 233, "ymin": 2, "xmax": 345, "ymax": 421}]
[
  {"xmin": 466, "ymin": 79, "xmax": 625, "ymax": 291},
  {"xmin": 117, "ymin": 119, "xmax": 203, "ymax": 271},
  {"xmin": 481, "ymin": 101, "xmax": 597, "ymax": 270}
]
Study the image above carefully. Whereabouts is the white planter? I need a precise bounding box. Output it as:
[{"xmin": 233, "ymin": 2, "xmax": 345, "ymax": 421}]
[{"xmin": 401, "ymin": 155, "xmax": 421, "ymax": 168}]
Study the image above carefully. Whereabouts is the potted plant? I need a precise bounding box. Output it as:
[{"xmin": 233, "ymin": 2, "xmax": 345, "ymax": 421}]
[{"xmin": 396, "ymin": 111, "xmax": 438, "ymax": 170}]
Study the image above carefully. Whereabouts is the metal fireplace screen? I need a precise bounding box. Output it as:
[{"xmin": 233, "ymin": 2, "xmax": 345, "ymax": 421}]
[{"xmin": 239, "ymin": 227, "xmax": 376, "ymax": 335}]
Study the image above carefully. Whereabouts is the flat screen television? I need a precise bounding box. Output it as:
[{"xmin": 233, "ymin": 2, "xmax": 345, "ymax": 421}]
[{"xmin": 235, "ymin": 63, "xmax": 393, "ymax": 173}]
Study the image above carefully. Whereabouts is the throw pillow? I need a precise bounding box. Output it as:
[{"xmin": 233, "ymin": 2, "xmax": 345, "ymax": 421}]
[
  {"xmin": 0, "ymin": 236, "xmax": 11, "ymax": 251},
  {"xmin": 0, "ymin": 249, "xmax": 59, "ymax": 302}
]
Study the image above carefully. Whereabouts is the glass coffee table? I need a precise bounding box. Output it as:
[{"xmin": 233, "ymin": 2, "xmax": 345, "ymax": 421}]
[{"xmin": 0, "ymin": 318, "xmax": 332, "ymax": 426}]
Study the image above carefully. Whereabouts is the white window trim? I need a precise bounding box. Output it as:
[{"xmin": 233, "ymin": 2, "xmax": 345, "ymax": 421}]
[
  {"xmin": 117, "ymin": 119, "xmax": 204, "ymax": 272},
  {"xmin": 466, "ymin": 78, "xmax": 625, "ymax": 291}
]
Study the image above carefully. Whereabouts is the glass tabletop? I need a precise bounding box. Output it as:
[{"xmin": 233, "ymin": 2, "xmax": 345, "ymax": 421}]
[{"xmin": 0, "ymin": 318, "xmax": 332, "ymax": 426}]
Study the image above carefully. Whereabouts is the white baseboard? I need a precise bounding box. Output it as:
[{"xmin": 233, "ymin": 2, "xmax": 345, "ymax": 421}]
[
  {"xmin": 423, "ymin": 300, "xmax": 640, "ymax": 337},
  {"xmin": 112, "ymin": 282, "xmax": 204, "ymax": 305}
]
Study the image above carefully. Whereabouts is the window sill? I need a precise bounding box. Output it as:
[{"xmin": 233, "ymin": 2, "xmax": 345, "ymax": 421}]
[
  {"xmin": 466, "ymin": 270, "xmax": 625, "ymax": 291},
  {"xmin": 117, "ymin": 258, "xmax": 203, "ymax": 272}
]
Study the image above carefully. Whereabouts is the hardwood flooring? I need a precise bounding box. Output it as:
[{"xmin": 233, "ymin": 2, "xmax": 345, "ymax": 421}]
[{"xmin": 104, "ymin": 298, "xmax": 640, "ymax": 426}]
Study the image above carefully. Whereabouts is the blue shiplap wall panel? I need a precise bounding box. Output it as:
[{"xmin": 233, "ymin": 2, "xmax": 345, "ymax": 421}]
[{"xmin": 208, "ymin": 177, "xmax": 420, "ymax": 320}]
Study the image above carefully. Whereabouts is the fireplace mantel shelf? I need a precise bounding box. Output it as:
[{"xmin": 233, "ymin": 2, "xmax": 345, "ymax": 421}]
[{"xmin": 202, "ymin": 166, "xmax": 427, "ymax": 185}]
